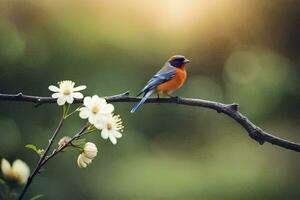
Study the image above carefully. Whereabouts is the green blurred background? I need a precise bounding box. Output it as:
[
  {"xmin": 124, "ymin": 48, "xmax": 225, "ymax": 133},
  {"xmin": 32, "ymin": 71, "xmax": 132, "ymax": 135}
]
[{"xmin": 1, "ymin": 0, "xmax": 300, "ymax": 199}]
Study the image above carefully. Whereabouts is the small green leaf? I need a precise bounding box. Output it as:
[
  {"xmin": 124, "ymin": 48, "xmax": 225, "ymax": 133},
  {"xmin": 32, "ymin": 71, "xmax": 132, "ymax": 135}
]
[
  {"xmin": 30, "ymin": 194, "xmax": 44, "ymax": 200},
  {"xmin": 25, "ymin": 144, "xmax": 44, "ymax": 157},
  {"xmin": 25, "ymin": 144, "xmax": 38, "ymax": 152}
]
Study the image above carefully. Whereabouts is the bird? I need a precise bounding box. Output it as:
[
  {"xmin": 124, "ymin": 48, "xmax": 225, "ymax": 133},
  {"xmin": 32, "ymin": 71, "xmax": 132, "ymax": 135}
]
[{"xmin": 131, "ymin": 55, "xmax": 190, "ymax": 113}]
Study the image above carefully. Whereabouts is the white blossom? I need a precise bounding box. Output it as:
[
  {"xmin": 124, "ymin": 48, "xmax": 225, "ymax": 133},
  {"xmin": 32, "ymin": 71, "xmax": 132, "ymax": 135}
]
[
  {"xmin": 79, "ymin": 95, "xmax": 114, "ymax": 124},
  {"xmin": 49, "ymin": 80, "xmax": 86, "ymax": 106},
  {"xmin": 95, "ymin": 114, "xmax": 124, "ymax": 145},
  {"xmin": 1, "ymin": 159, "xmax": 30, "ymax": 184}
]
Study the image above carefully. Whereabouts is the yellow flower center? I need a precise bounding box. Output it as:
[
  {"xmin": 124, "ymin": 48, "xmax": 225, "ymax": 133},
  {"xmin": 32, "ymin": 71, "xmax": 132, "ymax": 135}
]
[
  {"xmin": 6, "ymin": 169, "xmax": 15, "ymax": 179},
  {"xmin": 5, "ymin": 170, "xmax": 21, "ymax": 183},
  {"xmin": 107, "ymin": 123, "xmax": 113, "ymax": 130},
  {"xmin": 63, "ymin": 88, "xmax": 71, "ymax": 95},
  {"xmin": 91, "ymin": 106, "xmax": 99, "ymax": 114}
]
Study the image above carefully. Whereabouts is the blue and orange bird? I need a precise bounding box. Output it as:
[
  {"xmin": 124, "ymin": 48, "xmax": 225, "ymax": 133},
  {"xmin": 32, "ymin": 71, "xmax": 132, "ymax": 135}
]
[{"xmin": 131, "ymin": 55, "xmax": 190, "ymax": 113}]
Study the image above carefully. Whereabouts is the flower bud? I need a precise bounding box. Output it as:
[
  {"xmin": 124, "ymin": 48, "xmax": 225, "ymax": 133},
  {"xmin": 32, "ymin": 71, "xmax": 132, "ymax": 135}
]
[
  {"xmin": 58, "ymin": 136, "xmax": 71, "ymax": 147},
  {"xmin": 77, "ymin": 153, "xmax": 93, "ymax": 168},
  {"xmin": 83, "ymin": 142, "xmax": 98, "ymax": 159},
  {"xmin": 1, "ymin": 159, "xmax": 30, "ymax": 184},
  {"xmin": 77, "ymin": 154, "xmax": 87, "ymax": 168},
  {"xmin": 77, "ymin": 142, "xmax": 98, "ymax": 168}
]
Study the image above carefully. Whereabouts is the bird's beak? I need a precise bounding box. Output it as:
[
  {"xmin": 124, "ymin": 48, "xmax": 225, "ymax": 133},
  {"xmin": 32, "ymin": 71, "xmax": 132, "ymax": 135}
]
[{"xmin": 184, "ymin": 59, "xmax": 190, "ymax": 64}]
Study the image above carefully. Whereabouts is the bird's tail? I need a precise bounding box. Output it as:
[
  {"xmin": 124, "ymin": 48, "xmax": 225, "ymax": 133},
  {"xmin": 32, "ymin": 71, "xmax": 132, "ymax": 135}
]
[{"xmin": 130, "ymin": 90, "xmax": 154, "ymax": 113}]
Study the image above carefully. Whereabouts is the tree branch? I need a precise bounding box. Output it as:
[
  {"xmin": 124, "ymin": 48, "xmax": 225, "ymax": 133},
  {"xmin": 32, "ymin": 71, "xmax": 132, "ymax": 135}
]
[
  {"xmin": 40, "ymin": 124, "xmax": 89, "ymax": 167},
  {"xmin": 1, "ymin": 91, "xmax": 300, "ymax": 152},
  {"xmin": 18, "ymin": 117, "xmax": 64, "ymax": 200}
]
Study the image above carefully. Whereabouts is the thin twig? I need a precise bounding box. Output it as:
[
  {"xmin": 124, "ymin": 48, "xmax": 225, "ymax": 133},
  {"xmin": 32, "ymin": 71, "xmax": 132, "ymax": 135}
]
[
  {"xmin": 18, "ymin": 117, "xmax": 64, "ymax": 200},
  {"xmin": 1, "ymin": 91, "xmax": 300, "ymax": 153}
]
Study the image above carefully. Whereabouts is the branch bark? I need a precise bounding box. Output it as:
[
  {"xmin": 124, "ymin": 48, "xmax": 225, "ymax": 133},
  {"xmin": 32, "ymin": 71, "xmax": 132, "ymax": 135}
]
[
  {"xmin": 18, "ymin": 117, "xmax": 64, "ymax": 200},
  {"xmin": 1, "ymin": 91, "xmax": 300, "ymax": 152}
]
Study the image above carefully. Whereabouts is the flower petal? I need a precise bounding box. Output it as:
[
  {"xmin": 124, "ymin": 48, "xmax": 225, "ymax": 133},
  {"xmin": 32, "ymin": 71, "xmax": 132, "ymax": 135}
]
[
  {"xmin": 113, "ymin": 131, "xmax": 122, "ymax": 138},
  {"xmin": 48, "ymin": 85, "xmax": 60, "ymax": 92},
  {"xmin": 66, "ymin": 96, "xmax": 74, "ymax": 104},
  {"xmin": 109, "ymin": 135, "xmax": 117, "ymax": 145},
  {"xmin": 96, "ymin": 114, "xmax": 109, "ymax": 124},
  {"xmin": 1, "ymin": 159, "xmax": 11, "ymax": 176},
  {"xmin": 88, "ymin": 115, "xmax": 98, "ymax": 124},
  {"xmin": 77, "ymin": 154, "xmax": 87, "ymax": 168},
  {"xmin": 57, "ymin": 97, "xmax": 66, "ymax": 106},
  {"xmin": 101, "ymin": 129, "xmax": 109, "ymax": 139},
  {"xmin": 81, "ymin": 154, "xmax": 92, "ymax": 164},
  {"xmin": 94, "ymin": 121, "xmax": 105, "ymax": 130},
  {"xmin": 84, "ymin": 151, "xmax": 97, "ymax": 160},
  {"xmin": 12, "ymin": 159, "xmax": 30, "ymax": 184},
  {"xmin": 102, "ymin": 104, "xmax": 114, "ymax": 114},
  {"xmin": 52, "ymin": 93, "xmax": 62, "ymax": 98},
  {"xmin": 73, "ymin": 85, "xmax": 87, "ymax": 91},
  {"xmin": 83, "ymin": 96, "xmax": 92, "ymax": 108},
  {"xmin": 79, "ymin": 109, "xmax": 90, "ymax": 119},
  {"xmin": 97, "ymin": 98, "xmax": 107, "ymax": 105},
  {"xmin": 72, "ymin": 92, "xmax": 84, "ymax": 99},
  {"xmin": 92, "ymin": 95, "xmax": 100, "ymax": 102}
]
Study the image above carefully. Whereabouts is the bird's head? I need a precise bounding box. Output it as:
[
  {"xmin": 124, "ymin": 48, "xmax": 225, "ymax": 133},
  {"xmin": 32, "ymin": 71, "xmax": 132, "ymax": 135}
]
[{"xmin": 167, "ymin": 55, "xmax": 190, "ymax": 68}]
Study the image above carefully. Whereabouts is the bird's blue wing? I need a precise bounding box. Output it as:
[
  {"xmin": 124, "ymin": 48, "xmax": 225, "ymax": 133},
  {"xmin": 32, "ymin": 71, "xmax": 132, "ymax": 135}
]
[
  {"xmin": 132, "ymin": 66, "xmax": 175, "ymax": 113},
  {"xmin": 140, "ymin": 68, "xmax": 176, "ymax": 93}
]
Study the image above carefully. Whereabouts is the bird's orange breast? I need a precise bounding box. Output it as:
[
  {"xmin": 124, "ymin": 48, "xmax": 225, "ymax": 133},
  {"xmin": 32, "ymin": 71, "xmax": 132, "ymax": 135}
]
[{"xmin": 157, "ymin": 67, "xmax": 187, "ymax": 94}]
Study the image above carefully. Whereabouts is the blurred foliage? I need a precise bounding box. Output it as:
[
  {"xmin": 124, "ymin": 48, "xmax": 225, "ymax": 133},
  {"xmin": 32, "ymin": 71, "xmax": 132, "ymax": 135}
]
[{"xmin": 0, "ymin": 0, "xmax": 300, "ymax": 199}]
